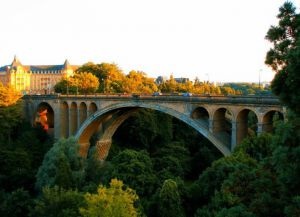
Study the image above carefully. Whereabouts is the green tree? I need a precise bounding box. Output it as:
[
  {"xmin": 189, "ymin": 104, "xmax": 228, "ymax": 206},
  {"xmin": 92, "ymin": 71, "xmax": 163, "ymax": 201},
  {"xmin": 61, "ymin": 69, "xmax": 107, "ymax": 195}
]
[
  {"xmin": 190, "ymin": 114, "xmax": 300, "ymax": 217},
  {"xmin": 264, "ymin": 3, "xmax": 300, "ymax": 213},
  {"xmin": 0, "ymin": 149, "xmax": 32, "ymax": 191},
  {"xmin": 215, "ymin": 206, "xmax": 256, "ymax": 217},
  {"xmin": 271, "ymin": 113, "xmax": 300, "ymax": 197},
  {"xmin": 285, "ymin": 196, "xmax": 300, "ymax": 217},
  {"xmin": 188, "ymin": 153, "xmax": 257, "ymax": 215},
  {"xmin": 112, "ymin": 109, "xmax": 173, "ymax": 153},
  {"xmin": 0, "ymin": 188, "xmax": 33, "ymax": 217},
  {"xmin": 53, "ymin": 79, "xmax": 76, "ymax": 94},
  {"xmin": 234, "ymin": 133, "xmax": 273, "ymax": 161},
  {"xmin": 105, "ymin": 149, "xmax": 157, "ymax": 197},
  {"xmin": 80, "ymin": 179, "xmax": 139, "ymax": 217},
  {"xmin": 158, "ymin": 179, "xmax": 185, "ymax": 217},
  {"xmin": 152, "ymin": 142, "xmax": 191, "ymax": 180},
  {"xmin": 0, "ymin": 120, "xmax": 52, "ymax": 192},
  {"xmin": 30, "ymin": 186, "xmax": 84, "ymax": 217},
  {"xmin": 35, "ymin": 137, "xmax": 86, "ymax": 191},
  {"xmin": 265, "ymin": 2, "xmax": 300, "ymax": 113},
  {"xmin": 211, "ymin": 165, "xmax": 283, "ymax": 217}
]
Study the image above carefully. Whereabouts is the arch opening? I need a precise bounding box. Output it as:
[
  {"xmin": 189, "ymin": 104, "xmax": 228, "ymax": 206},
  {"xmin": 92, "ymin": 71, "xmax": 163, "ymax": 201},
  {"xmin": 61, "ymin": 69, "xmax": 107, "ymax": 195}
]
[
  {"xmin": 212, "ymin": 108, "xmax": 233, "ymax": 148},
  {"xmin": 76, "ymin": 103, "xmax": 231, "ymax": 160},
  {"xmin": 70, "ymin": 102, "xmax": 78, "ymax": 136},
  {"xmin": 111, "ymin": 108, "xmax": 223, "ymax": 179},
  {"xmin": 79, "ymin": 102, "xmax": 87, "ymax": 126},
  {"xmin": 262, "ymin": 110, "xmax": 284, "ymax": 133},
  {"xmin": 88, "ymin": 102, "xmax": 97, "ymax": 116},
  {"xmin": 191, "ymin": 107, "xmax": 209, "ymax": 129},
  {"xmin": 236, "ymin": 109, "xmax": 258, "ymax": 144},
  {"xmin": 78, "ymin": 107, "xmax": 138, "ymax": 158},
  {"xmin": 60, "ymin": 101, "xmax": 69, "ymax": 138},
  {"xmin": 35, "ymin": 102, "xmax": 54, "ymax": 136}
]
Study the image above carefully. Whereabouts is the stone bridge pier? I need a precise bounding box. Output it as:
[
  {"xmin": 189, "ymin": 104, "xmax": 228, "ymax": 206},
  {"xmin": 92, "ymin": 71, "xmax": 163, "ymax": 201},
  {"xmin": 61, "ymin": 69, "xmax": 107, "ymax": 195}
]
[{"xmin": 23, "ymin": 94, "xmax": 285, "ymax": 160}]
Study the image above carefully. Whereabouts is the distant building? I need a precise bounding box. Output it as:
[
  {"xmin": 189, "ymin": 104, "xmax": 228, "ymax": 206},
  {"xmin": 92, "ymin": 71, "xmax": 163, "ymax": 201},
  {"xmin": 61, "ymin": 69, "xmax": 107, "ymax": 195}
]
[
  {"xmin": 0, "ymin": 56, "xmax": 78, "ymax": 94},
  {"xmin": 261, "ymin": 81, "xmax": 271, "ymax": 88},
  {"xmin": 155, "ymin": 76, "xmax": 190, "ymax": 84},
  {"xmin": 174, "ymin": 77, "xmax": 189, "ymax": 83},
  {"xmin": 155, "ymin": 76, "xmax": 167, "ymax": 84}
]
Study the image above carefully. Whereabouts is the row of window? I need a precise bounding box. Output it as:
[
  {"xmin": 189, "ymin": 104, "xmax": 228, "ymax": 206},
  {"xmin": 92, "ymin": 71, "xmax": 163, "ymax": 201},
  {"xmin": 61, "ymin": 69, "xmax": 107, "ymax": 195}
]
[{"xmin": 31, "ymin": 70, "xmax": 62, "ymax": 74}]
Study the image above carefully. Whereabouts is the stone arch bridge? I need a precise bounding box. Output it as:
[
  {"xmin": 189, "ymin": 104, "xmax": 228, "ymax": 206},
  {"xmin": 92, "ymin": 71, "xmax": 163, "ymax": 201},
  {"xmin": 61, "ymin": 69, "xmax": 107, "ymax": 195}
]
[{"xmin": 23, "ymin": 94, "xmax": 284, "ymax": 160}]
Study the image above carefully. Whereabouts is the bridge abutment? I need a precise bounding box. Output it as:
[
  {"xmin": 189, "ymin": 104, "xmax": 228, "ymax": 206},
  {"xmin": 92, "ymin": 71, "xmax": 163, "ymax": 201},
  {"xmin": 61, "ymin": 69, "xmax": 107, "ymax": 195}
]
[{"xmin": 95, "ymin": 139, "xmax": 112, "ymax": 161}]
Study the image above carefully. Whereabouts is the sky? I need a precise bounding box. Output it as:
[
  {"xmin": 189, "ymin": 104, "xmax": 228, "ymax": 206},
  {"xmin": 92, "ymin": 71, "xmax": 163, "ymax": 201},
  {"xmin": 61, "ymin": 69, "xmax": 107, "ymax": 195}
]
[{"xmin": 0, "ymin": 0, "xmax": 299, "ymax": 82}]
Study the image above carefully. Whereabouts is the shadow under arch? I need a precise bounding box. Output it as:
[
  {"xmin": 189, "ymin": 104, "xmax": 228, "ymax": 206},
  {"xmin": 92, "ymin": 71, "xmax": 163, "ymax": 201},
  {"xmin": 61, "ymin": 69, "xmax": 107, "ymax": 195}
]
[
  {"xmin": 262, "ymin": 110, "xmax": 284, "ymax": 133},
  {"xmin": 212, "ymin": 107, "xmax": 234, "ymax": 147},
  {"xmin": 236, "ymin": 108, "xmax": 259, "ymax": 144},
  {"xmin": 79, "ymin": 102, "xmax": 88, "ymax": 126},
  {"xmin": 191, "ymin": 106, "xmax": 210, "ymax": 129},
  {"xmin": 75, "ymin": 102, "xmax": 231, "ymax": 159}
]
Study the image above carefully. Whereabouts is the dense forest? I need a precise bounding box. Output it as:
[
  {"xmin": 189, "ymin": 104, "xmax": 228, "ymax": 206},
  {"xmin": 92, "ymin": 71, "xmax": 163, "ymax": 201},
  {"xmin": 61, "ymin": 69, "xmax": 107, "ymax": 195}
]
[{"xmin": 0, "ymin": 2, "xmax": 300, "ymax": 216}]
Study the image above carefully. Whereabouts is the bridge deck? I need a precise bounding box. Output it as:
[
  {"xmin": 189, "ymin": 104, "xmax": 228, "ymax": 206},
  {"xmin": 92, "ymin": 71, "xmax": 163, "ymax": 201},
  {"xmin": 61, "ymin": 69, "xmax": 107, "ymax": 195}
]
[{"xmin": 24, "ymin": 94, "xmax": 281, "ymax": 106}]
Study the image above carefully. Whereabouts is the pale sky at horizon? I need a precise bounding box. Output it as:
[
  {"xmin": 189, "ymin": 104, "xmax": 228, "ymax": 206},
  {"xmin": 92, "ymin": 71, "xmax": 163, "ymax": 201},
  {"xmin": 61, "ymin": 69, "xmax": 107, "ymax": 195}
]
[{"xmin": 0, "ymin": 0, "xmax": 299, "ymax": 82}]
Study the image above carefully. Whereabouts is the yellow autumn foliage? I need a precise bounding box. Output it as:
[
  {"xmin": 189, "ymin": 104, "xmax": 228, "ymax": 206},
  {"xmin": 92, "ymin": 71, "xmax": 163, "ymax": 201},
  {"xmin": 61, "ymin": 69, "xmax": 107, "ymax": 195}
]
[
  {"xmin": 80, "ymin": 179, "xmax": 139, "ymax": 217},
  {"xmin": 0, "ymin": 83, "xmax": 22, "ymax": 107},
  {"xmin": 71, "ymin": 72, "xmax": 99, "ymax": 94}
]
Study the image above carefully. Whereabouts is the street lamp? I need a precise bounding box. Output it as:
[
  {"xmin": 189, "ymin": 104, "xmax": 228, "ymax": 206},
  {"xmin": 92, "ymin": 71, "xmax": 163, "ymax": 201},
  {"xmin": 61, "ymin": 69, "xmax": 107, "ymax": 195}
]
[
  {"xmin": 66, "ymin": 76, "xmax": 69, "ymax": 95},
  {"xmin": 102, "ymin": 78, "xmax": 105, "ymax": 93},
  {"xmin": 259, "ymin": 69, "xmax": 262, "ymax": 89}
]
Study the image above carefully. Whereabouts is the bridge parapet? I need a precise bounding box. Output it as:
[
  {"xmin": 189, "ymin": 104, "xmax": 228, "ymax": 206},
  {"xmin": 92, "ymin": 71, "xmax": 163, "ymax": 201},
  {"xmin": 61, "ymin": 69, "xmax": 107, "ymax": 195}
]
[{"xmin": 23, "ymin": 94, "xmax": 281, "ymax": 106}]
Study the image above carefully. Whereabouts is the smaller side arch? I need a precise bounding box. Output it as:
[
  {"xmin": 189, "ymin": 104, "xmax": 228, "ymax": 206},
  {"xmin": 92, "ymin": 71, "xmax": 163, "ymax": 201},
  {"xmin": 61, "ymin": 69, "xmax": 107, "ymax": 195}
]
[
  {"xmin": 212, "ymin": 107, "xmax": 233, "ymax": 147},
  {"xmin": 79, "ymin": 102, "xmax": 88, "ymax": 126},
  {"xmin": 236, "ymin": 108, "xmax": 258, "ymax": 144},
  {"xmin": 262, "ymin": 110, "xmax": 284, "ymax": 133},
  {"xmin": 88, "ymin": 102, "xmax": 97, "ymax": 116},
  {"xmin": 70, "ymin": 102, "xmax": 78, "ymax": 135},
  {"xmin": 191, "ymin": 106, "xmax": 210, "ymax": 129},
  {"xmin": 60, "ymin": 101, "xmax": 69, "ymax": 138}
]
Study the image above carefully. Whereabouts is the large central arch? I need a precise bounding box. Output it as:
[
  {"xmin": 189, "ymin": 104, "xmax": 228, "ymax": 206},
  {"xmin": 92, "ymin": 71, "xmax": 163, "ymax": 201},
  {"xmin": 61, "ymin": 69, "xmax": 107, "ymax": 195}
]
[{"xmin": 75, "ymin": 102, "xmax": 231, "ymax": 159}]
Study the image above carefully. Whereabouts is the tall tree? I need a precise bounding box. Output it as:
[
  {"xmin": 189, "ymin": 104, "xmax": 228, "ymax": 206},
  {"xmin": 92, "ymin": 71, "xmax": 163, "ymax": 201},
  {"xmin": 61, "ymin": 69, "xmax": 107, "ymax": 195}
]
[
  {"xmin": 265, "ymin": 2, "xmax": 300, "ymax": 113},
  {"xmin": 158, "ymin": 179, "xmax": 185, "ymax": 217},
  {"xmin": 30, "ymin": 186, "xmax": 84, "ymax": 217},
  {"xmin": 104, "ymin": 149, "xmax": 157, "ymax": 198},
  {"xmin": 123, "ymin": 70, "xmax": 158, "ymax": 94},
  {"xmin": 0, "ymin": 188, "xmax": 33, "ymax": 217},
  {"xmin": 72, "ymin": 72, "xmax": 99, "ymax": 94},
  {"xmin": 0, "ymin": 83, "xmax": 22, "ymax": 107},
  {"xmin": 76, "ymin": 62, "xmax": 125, "ymax": 93},
  {"xmin": 0, "ymin": 83, "xmax": 23, "ymax": 144},
  {"xmin": 35, "ymin": 137, "xmax": 86, "ymax": 191},
  {"xmin": 54, "ymin": 72, "xmax": 99, "ymax": 94}
]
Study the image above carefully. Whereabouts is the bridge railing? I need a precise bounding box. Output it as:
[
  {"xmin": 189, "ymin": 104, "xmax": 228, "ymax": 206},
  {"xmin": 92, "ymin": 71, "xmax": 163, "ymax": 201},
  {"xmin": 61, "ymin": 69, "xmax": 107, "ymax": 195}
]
[{"xmin": 23, "ymin": 93, "xmax": 281, "ymax": 105}]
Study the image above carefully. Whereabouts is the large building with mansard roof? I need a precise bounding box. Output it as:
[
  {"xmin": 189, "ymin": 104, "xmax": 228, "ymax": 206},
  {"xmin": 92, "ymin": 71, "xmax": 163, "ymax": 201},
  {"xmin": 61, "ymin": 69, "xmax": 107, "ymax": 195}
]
[{"xmin": 0, "ymin": 56, "xmax": 78, "ymax": 94}]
